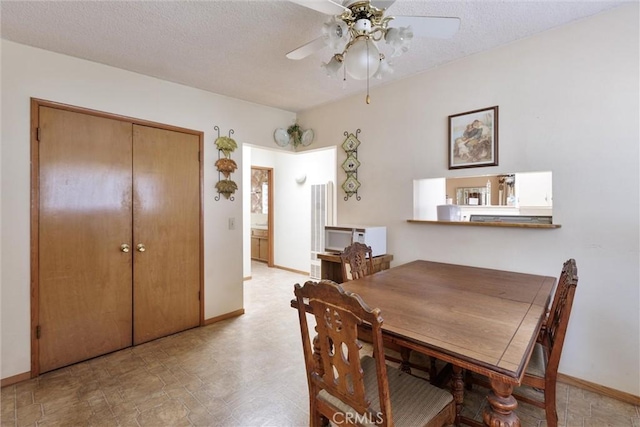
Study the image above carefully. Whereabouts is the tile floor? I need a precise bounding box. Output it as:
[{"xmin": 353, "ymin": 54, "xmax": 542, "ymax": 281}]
[{"xmin": 2, "ymin": 262, "xmax": 639, "ymax": 426}]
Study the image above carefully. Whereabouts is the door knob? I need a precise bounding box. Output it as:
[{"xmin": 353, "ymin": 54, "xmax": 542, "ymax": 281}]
[
  {"xmin": 120, "ymin": 244, "xmax": 130, "ymax": 253},
  {"xmin": 136, "ymin": 243, "xmax": 146, "ymax": 252}
]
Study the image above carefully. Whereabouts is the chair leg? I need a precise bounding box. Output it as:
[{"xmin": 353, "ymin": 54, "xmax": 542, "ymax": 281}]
[
  {"xmin": 464, "ymin": 369, "xmax": 473, "ymax": 390},
  {"xmin": 429, "ymin": 357, "xmax": 437, "ymax": 384},
  {"xmin": 544, "ymin": 381, "xmax": 558, "ymax": 427},
  {"xmin": 309, "ymin": 395, "xmax": 325, "ymax": 427},
  {"xmin": 400, "ymin": 347, "xmax": 411, "ymax": 373}
]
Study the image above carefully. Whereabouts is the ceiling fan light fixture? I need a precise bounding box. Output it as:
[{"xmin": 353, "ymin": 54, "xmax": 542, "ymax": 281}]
[
  {"xmin": 344, "ymin": 37, "xmax": 380, "ymax": 80},
  {"xmin": 322, "ymin": 54, "xmax": 344, "ymax": 78},
  {"xmin": 322, "ymin": 17, "xmax": 350, "ymax": 49},
  {"xmin": 373, "ymin": 58, "xmax": 394, "ymax": 80},
  {"xmin": 385, "ymin": 26, "xmax": 413, "ymax": 57},
  {"xmin": 286, "ymin": 0, "xmax": 460, "ymax": 104}
]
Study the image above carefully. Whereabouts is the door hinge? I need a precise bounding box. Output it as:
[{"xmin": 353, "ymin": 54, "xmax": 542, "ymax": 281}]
[
  {"xmin": 198, "ymin": 151, "xmax": 201, "ymax": 162},
  {"xmin": 36, "ymin": 127, "xmax": 41, "ymax": 142},
  {"xmin": 36, "ymin": 325, "xmax": 41, "ymax": 339},
  {"xmin": 198, "ymin": 291, "xmax": 201, "ymax": 301}
]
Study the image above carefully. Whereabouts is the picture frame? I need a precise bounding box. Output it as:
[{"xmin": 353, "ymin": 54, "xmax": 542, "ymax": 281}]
[{"xmin": 448, "ymin": 106, "xmax": 498, "ymax": 169}]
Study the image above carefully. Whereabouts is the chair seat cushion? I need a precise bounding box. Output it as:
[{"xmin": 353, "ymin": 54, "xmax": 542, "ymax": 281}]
[
  {"xmin": 319, "ymin": 356, "xmax": 453, "ymax": 427},
  {"xmin": 525, "ymin": 342, "xmax": 547, "ymax": 379}
]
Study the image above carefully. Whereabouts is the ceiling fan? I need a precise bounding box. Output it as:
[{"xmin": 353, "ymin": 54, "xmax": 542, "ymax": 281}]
[{"xmin": 286, "ymin": 0, "xmax": 461, "ymax": 103}]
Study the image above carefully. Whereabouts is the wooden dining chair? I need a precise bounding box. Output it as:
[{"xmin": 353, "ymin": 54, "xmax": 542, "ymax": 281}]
[
  {"xmin": 466, "ymin": 258, "xmax": 579, "ymax": 427},
  {"xmin": 537, "ymin": 258, "xmax": 576, "ymax": 346},
  {"xmin": 294, "ymin": 280, "xmax": 456, "ymax": 427},
  {"xmin": 340, "ymin": 242, "xmax": 374, "ymax": 281},
  {"xmin": 515, "ymin": 258, "xmax": 578, "ymax": 427}
]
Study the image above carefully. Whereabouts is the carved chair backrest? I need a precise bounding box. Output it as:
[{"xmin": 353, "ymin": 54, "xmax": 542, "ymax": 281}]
[
  {"xmin": 294, "ymin": 280, "xmax": 393, "ymax": 425},
  {"xmin": 340, "ymin": 242, "xmax": 374, "ymax": 281},
  {"xmin": 544, "ymin": 259, "xmax": 574, "ymax": 338},
  {"xmin": 545, "ymin": 259, "xmax": 578, "ymax": 375}
]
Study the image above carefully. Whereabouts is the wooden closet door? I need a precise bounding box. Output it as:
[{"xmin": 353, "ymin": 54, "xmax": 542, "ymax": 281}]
[
  {"xmin": 132, "ymin": 125, "xmax": 200, "ymax": 344},
  {"xmin": 38, "ymin": 107, "xmax": 133, "ymax": 373}
]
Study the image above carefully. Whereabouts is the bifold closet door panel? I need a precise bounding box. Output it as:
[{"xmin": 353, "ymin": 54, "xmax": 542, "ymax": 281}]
[
  {"xmin": 132, "ymin": 125, "xmax": 200, "ymax": 345},
  {"xmin": 38, "ymin": 107, "xmax": 133, "ymax": 373}
]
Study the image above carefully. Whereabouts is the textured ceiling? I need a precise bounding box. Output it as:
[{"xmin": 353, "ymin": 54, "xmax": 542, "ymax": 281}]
[{"xmin": 0, "ymin": 0, "xmax": 628, "ymax": 112}]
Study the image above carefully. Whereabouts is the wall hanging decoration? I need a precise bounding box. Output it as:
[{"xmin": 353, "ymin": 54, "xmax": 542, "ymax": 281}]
[
  {"xmin": 341, "ymin": 129, "xmax": 361, "ymax": 201},
  {"xmin": 273, "ymin": 123, "xmax": 314, "ymax": 150},
  {"xmin": 214, "ymin": 126, "xmax": 238, "ymax": 201},
  {"xmin": 448, "ymin": 105, "xmax": 499, "ymax": 170}
]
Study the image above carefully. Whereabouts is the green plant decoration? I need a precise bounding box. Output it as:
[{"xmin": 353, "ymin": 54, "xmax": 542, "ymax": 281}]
[
  {"xmin": 287, "ymin": 123, "xmax": 302, "ymax": 148},
  {"xmin": 215, "ymin": 179, "xmax": 238, "ymax": 199},
  {"xmin": 215, "ymin": 136, "xmax": 237, "ymax": 158}
]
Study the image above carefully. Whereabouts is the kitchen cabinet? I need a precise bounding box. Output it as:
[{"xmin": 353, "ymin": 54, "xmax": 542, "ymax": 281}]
[
  {"xmin": 251, "ymin": 228, "xmax": 269, "ymax": 262},
  {"xmin": 516, "ymin": 171, "xmax": 553, "ymax": 207}
]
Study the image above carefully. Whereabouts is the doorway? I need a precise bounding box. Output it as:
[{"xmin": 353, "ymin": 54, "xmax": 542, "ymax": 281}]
[{"xmin": 250, "ymin": 167, "xmax": 274, "ymax": 267}]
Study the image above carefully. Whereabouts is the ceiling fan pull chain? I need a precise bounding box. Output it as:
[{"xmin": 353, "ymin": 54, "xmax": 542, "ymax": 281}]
[
  {"xmin": 366, "ymin": 39, "xmax": 371, "ymax": 104},
  {"xmin": 343, "ymin": 62, "xmax": 347, "ymax": 89}
]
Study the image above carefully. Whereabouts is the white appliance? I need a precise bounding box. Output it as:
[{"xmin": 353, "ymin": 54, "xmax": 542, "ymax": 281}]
[
  {"xmin": 325, "ymin": 225, "xmax": 387, "ymax": 257},
  {"xmin": 437, "ymin": 205, "xmax": 462, "ymax": 221}
]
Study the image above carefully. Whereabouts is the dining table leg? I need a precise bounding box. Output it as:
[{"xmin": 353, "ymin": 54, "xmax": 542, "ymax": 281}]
[
  {"xmin": 451, "ymin": 365, "xmax": 464, "ymax": 424},
  {"xmin": 482, "ymin": 378, "xmax": 520, "ymax": 427}
]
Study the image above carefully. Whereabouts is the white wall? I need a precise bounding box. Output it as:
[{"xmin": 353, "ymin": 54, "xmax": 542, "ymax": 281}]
[
  {"xmin": 298, "ymin": 5, "xmax": 640, "ymax": 395},
  {"xmin": 243, "ymin": 145, "xmax": 337, "ymax": 277},
  {"xmin": 0, "ymin": 41, "xmax": 295, "ymax": 379}
]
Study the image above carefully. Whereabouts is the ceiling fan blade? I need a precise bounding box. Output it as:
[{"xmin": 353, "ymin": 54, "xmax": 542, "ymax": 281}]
[
  {"xmin": 370, "ymin": 0, "xmax": 397, "ymax": 10},
  {"xmin": 286, "ymin": 36, "xmax": 327, "ymax": 60},
  {"xmin": 391, "ymin": 16, "xmax": 461, "ymax": 39},
  {"xmin": 288, "ymin": 0, "xmax": 349, "ymax": 15}
]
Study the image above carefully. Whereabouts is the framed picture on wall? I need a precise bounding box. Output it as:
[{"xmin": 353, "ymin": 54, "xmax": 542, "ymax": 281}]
[{"xmin": 448, "ymin": 106, "xmax": 498, "ymax": 169}]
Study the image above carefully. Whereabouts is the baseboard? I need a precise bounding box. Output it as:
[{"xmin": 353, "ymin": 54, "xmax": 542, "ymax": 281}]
[
  {"xmin": 274, "ymin": 265, "xmax": 309, "ymax": 276},
  {"xmin": 1, "ymin": 371, "xmax": 31, "ymax": 388},
  {"xmin": 558, "ymin": 373, "xmax": 640, "ymax": 406},
  {"xmin": 204, "ymin": 308, "xmax": 245, "ymax": 325}
]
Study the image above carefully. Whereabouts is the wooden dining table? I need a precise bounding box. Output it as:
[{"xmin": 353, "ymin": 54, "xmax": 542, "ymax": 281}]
[{"xmin": 337, "ymin": 260, "xmax": 556, "ymax": 427}]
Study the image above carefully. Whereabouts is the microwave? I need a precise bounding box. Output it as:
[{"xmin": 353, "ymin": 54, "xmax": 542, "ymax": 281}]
[{"xmin": 325, "ymin": 225, "xmax": 387, "ymax": 257}]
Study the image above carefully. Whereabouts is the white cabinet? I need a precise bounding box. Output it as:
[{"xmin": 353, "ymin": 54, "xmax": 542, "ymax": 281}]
[
  {"xmin": 413, "ymin": 178, "xmax": 446, "ymax": 220},
  {"xmin": 516, "ymin": 172, "xmax": 552, "ymax": 207}
]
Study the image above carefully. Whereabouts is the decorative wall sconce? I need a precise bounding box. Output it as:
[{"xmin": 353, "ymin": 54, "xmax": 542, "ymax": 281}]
[
  {"xmin": 214, "ymin": 125, "xmax": 238, "ymax": 201},
  {"xmin": 342, "ymin": 129, "xmax": 361, "ymax": 201}
]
